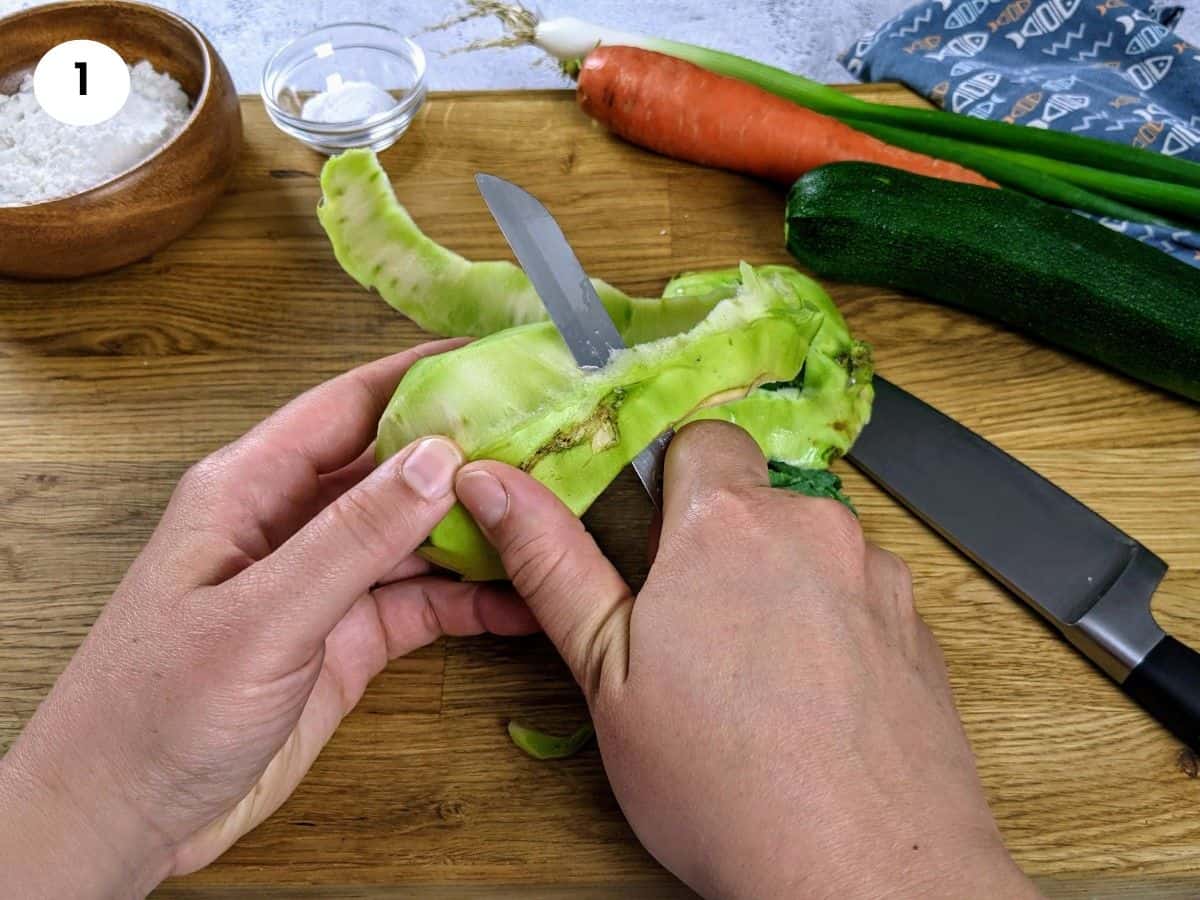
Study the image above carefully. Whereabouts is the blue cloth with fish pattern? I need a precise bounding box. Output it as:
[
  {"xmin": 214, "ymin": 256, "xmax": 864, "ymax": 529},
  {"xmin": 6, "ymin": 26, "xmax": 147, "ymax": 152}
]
[{"xmin": 841, "ymin": 0, "xmax": 1200, "ymax": 269}]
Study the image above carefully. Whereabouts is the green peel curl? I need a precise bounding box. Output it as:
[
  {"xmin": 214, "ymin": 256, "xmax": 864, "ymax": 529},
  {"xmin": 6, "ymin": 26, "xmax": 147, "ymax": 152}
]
[{"xmin": 508, "ymin": 721, "xmax": 595, "ymax": 760}]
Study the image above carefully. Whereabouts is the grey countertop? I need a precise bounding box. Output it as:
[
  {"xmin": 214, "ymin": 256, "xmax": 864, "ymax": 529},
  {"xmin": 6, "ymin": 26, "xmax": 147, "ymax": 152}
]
[{"xmin": 5, "ymin": 0, "xmax": 1194, "ymax": 94}]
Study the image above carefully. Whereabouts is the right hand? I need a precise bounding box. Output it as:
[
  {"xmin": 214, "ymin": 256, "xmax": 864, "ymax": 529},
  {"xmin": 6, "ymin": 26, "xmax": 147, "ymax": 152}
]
[{"xmin": 455, "ymin": 421, "xmax": 1039, "ymax": 899}]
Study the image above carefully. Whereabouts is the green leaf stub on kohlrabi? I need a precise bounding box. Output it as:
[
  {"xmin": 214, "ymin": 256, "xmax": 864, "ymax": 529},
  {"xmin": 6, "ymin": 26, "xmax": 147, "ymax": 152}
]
[{"xmin": 318, "ymin": 150, "xmax": 874, "ymax": 581}]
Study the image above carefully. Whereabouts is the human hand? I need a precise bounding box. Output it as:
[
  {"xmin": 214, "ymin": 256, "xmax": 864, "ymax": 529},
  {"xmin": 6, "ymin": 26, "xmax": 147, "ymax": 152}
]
[
  {"xmin": 454, "ymin": 421, "xmax": 1039, "ymax": 899},
  {"xmin": 0, "ymin": 343, "xmax": 537, "ymax": 898}
]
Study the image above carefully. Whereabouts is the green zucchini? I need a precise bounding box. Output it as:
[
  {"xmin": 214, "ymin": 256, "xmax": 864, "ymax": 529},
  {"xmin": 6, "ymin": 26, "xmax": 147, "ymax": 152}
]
[{"xmin": 785, "ymin": 163, "xmax": 1200, "ymax": 403}]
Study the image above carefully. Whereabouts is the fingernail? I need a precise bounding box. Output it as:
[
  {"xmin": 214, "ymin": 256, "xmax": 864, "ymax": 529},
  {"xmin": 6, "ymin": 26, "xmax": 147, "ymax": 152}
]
[
  {"xmin": 456, "ymin": 470, "xmax": 508, "ymax": 529},
  {"xmin": 401, "ymin": 438, "xmax": 462, "ymax": 501}
]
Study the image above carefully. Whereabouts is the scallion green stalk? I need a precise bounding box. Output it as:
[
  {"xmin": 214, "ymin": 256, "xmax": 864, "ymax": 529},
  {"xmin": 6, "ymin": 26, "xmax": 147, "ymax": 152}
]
[
  {"xmin": 841, "ymin": 119, "xmax": 1175, "ymax": 226},
  {"xmin": 975, "ymin": 145, "xmax": 1200, "ymax": 226}
]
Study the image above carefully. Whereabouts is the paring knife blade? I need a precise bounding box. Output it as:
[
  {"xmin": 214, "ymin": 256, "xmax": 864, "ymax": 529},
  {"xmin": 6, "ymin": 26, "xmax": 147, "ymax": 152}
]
[
  {"xmin": 475, "ymin": 173, "xmax": 664, "ymax": 507},
  {"xmin": 848, "ymin": 376, "xmax": 1200, "ymax": 750}
]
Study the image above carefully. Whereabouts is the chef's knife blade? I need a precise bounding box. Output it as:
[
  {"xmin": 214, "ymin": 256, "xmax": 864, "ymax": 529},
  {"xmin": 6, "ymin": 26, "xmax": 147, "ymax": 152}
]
[
  {"xmin": 475, "ymin": 173, "xmax": 664, "ymax": 506},
  {"xmin": 848, "ymin": 376, "xmax": 1200, "ymax": 750}
]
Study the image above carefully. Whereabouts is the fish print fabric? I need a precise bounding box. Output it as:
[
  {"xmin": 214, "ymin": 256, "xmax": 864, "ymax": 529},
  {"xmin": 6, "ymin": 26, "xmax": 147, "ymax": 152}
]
[{"xmin": 842, "ymin": 0, "xmax": 1200, "ymax": 268}]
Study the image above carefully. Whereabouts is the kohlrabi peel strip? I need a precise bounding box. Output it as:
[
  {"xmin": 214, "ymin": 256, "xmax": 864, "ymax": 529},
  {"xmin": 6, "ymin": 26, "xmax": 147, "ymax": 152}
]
[
  {"xmin": 317, "ymin": 150, "xmax": 873, "ymax": 464},
  {"xmin": 379, "ymin": 264, "xmax": 822, "ymax": 579},
  {"xmin": 318, "ymin": 149, "xmax": 715, "ymax": 343}
]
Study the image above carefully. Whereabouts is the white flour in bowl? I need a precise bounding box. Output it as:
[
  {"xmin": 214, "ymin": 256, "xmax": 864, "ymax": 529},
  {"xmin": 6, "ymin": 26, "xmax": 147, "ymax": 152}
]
[{"xmin": 0, "ymin": 60, "xmax": 192, "ymax": 206}]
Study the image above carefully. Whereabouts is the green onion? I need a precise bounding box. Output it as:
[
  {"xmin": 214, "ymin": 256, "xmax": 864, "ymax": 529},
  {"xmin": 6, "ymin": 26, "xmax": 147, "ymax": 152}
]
[
  {"xmin": 453, "ymin": 2, "xmax": 1200, "ymax": 220},
  {"xmin": 841, "ymin": 119, "xmax": 1176, "ymax": 226},
  {"xmin": 976, "ymin": 146, "xmax": 1200, "ymax": 226}
]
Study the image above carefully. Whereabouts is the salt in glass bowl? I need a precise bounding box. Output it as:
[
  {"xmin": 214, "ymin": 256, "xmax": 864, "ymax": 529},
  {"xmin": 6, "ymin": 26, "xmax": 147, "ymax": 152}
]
[{"xmin": 261, "ymin": 22, "xmax": 427, "ymax": 156}]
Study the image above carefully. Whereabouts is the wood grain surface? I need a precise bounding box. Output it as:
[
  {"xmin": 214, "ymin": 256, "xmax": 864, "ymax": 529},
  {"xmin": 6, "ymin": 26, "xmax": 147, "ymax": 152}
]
[{"xmin": 0, "ymin": 86, "xmax": 1197, "ymax": 897}]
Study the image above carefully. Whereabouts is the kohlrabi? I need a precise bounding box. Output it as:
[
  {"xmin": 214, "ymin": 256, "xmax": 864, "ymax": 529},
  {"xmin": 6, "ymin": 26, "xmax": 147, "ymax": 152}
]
[{"xmin": 318, "ymin": 149, "xmax": 874, "ymax": 580}]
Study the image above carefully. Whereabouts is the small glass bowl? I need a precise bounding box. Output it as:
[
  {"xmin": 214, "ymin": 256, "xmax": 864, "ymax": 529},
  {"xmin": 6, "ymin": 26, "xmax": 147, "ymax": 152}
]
[{"xmin": 261, "ymin": 22, "xmax": 427, "ymax": 155}]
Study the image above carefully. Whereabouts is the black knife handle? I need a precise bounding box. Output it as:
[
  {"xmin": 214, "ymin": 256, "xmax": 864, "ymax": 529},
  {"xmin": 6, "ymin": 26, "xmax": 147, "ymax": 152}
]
[{"xmin": 1123, "ymin": 636, "xmax": 1200, "ymax": 752}]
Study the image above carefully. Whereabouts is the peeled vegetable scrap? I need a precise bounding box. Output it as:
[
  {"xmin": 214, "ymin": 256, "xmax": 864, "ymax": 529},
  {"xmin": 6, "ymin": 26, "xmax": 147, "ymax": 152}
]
[{"xmin": 318, "ymin": 149, "xmax": 874, "ymax": 580}]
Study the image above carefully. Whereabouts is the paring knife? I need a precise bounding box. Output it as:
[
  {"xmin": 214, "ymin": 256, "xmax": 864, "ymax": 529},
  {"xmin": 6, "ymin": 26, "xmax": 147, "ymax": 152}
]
[
  {"xmin": 848, "ymin": 377, "xmax": 1200, "ymax": 752},
  {"xmin": 475, "ymin": 172, "xmax": 668, "ymax": 507},
  {"xmin": 474, "ymin": 173, "xmax": 1200, "ymax": 751}
]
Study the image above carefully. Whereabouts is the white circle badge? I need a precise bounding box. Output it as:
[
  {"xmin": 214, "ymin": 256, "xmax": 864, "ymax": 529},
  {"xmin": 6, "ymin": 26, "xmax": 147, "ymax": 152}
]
[{"xmin": 33, "ymin": 39, "xmax": 131, "ymax": 127}]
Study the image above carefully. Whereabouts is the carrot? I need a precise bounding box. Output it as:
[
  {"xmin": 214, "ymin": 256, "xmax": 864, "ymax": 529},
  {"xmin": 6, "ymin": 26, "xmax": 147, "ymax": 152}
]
[{"xmin": 577, "ymin": 46, "xmax": 996, "ymax": 189}]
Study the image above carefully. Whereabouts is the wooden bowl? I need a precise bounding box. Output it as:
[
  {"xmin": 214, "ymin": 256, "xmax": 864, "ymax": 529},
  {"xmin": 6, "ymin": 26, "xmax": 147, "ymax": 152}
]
[{"xmin": 0, "ymin": 1, "xmax": 242, "ymax": 280}]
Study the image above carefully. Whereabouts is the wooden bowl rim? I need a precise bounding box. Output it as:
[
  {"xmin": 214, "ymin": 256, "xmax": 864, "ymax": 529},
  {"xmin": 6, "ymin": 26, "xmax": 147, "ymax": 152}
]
[{"xmin": 0, "ymin": 0, "xmax": 217, "ymax": 212}]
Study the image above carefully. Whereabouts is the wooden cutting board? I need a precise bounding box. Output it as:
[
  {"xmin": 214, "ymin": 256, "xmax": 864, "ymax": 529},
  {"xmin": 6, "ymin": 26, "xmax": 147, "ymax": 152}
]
[{"xmin": 0, "ymin": 86, "xmax": 1198, "ymax": 898}]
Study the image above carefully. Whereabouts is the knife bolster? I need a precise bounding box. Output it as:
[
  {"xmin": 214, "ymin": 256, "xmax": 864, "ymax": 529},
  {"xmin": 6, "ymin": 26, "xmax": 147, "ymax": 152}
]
[{"xmin": 1064, "ymin": 546, "xmax": 1166, "ymax": 682}]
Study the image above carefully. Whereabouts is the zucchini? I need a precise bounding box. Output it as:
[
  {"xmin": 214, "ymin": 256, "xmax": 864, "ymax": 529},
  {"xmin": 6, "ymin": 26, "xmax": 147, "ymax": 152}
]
[{"xmin": 785, "ymin": 163, "xmax": 1200, "ymax": 402}]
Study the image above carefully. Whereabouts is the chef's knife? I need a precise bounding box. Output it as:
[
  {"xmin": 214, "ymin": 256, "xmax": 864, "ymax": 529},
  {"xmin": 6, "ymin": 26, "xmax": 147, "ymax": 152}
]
[
  {"xmin": 475, "ymin": 173, "xmax": 667, "ymax": 506},
  {"xmin": 848, "ymin": 376, "xmax": 1200, "ymax": 751}
]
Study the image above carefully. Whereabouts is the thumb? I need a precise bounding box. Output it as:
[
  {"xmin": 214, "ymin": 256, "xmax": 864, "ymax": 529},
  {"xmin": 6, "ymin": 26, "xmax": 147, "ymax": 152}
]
[
  {"xmin": 661, "ymin": 420, "xmax": 771, "ymax": 536},
  {"xmin": 455, "ymin": 462, "xmax": 633, "ymax": 697},
  {"xmin": 239, "ymin": 436, "xmax": 463, "ymax": 648}
]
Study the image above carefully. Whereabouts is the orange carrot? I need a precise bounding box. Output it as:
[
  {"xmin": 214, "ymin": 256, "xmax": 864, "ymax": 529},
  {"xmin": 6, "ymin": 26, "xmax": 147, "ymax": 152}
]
[{"xmin": 577, "ymin": 46, "xmax": 997, "ymax": 189}]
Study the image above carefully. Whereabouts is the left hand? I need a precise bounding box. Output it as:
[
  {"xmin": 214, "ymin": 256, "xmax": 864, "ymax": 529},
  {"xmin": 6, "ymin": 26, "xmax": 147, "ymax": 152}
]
[{"xmin": 0, "ymin": 343, "xmax": 538, "ymax": 897}]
